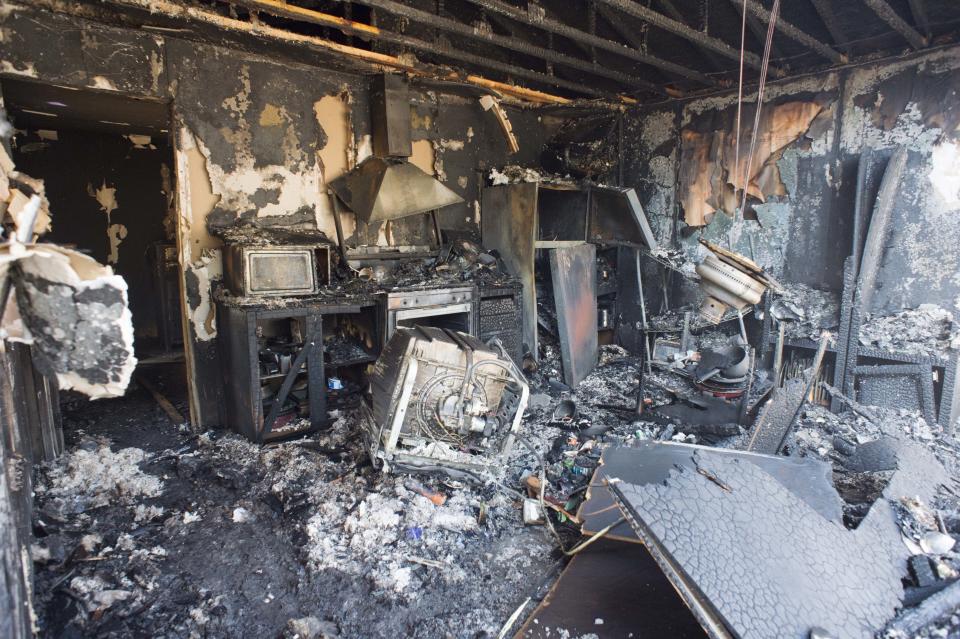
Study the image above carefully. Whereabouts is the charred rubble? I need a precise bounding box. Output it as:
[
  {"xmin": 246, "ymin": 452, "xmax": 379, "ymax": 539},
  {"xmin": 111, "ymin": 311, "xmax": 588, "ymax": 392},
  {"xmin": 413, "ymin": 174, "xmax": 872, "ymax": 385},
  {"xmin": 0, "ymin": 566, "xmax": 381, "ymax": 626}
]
[{"xmin": 3, "ymin": 2, "xmax": 960, "ymax": 639}]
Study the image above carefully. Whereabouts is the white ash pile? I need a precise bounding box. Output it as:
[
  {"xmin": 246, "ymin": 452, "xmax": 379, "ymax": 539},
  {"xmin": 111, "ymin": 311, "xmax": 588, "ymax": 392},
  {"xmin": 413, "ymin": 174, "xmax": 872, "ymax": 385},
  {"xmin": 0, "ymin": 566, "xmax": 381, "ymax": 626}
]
[
  {"xmin": 859, "ymin": 304, "xmax": 960, "ymax": 358},
  {"xmin": 35, "ymin": 439, "xmax": 163, "ymax": 515}
]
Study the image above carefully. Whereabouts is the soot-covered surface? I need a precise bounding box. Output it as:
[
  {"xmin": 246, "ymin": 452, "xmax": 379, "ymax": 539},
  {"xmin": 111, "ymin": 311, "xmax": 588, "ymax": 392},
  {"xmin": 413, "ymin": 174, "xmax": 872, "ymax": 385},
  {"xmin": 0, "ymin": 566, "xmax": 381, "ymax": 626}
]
[{"xmin": 29, "ymin": 349, "xmax": 659, "ymax": 638}]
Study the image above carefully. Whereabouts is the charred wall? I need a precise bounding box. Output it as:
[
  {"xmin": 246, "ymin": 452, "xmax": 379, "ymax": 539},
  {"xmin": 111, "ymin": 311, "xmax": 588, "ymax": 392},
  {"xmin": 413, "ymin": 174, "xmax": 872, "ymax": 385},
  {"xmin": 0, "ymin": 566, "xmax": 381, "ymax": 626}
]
[
  {"xmin": 620, "ymin": 47, "xmax": 960, "ymax": 314},
  {"xmin": 0, "ymin": 3, "xmax": 548, "ymax": 426}
]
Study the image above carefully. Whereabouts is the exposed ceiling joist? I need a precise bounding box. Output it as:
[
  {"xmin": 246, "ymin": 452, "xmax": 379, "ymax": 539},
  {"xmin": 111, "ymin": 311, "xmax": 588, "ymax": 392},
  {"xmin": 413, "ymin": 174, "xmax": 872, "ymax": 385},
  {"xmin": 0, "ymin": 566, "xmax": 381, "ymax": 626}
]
[
  {"xmin": 742, "ymin": 0, "xmax": 846, "ymax": 63},
  {"xmin": 862, "ymin": 0, "xmax": 928, "ymax": 49},
  {"xmin": 728, "ymin": 0, "xmax": 786, "ymax": 66},
  {"xmin": 461, "ymin": 0, "xmax": 714, "ymax": 85},
  {"xmin": 334, "ymin": 0, "xmax": 668, "ymax": 95},
  {"xmin": 225, "ymin": 0, "xmax": 614, "ymax": 98},
  {"xmin": 651, "ymin": 0, "xmax": 728, "ymax": 72},
  {"xmin": 75, "ymin": 0, "xmax": 580, "ymax": 105},
  {"xmin": 808, "ymin": 0, "xmax": 849, "ymax": 50},
  {"xmin": 593, "ymin": 0, "xmax": 769, "ymax": 73},
  {"xmin": 908, "ymin": 0, "xmax": 932, "ymax": 39}
]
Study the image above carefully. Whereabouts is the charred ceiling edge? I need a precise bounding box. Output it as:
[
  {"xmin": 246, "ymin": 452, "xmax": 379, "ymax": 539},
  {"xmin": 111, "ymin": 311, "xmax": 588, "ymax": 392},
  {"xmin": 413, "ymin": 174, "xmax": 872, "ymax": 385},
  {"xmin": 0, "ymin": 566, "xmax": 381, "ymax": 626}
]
[{"xmin": 25, "ymin": 0, "xmax": 614, "ymax": 108}]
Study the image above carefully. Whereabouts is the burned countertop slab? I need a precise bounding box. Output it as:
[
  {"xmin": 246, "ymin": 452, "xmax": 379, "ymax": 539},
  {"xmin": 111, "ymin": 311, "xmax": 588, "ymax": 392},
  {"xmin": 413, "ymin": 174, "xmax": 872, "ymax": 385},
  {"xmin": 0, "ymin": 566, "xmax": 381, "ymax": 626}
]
[
  {"xmin": 580, "ymin": 443, "xmax": 843, "ymax": 541},
  {"xmin": 607, "ymin": 439, "xmax": 948, "ymax": 639}
]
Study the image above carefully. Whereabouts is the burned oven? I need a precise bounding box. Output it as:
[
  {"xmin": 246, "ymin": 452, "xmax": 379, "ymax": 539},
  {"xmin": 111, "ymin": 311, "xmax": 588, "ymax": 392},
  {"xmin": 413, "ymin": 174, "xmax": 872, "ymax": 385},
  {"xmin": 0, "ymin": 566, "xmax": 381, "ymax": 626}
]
[
  {"xmin": 364, "ymin": 326, "xmax": 528, "ymax": 476},
  {"xmin": 381, "ymin": 285, "xmax": 476, "ymax": 345},
  {"xmin": 223, "ymin": 244, "xmax": 331, "ymax": 297}
]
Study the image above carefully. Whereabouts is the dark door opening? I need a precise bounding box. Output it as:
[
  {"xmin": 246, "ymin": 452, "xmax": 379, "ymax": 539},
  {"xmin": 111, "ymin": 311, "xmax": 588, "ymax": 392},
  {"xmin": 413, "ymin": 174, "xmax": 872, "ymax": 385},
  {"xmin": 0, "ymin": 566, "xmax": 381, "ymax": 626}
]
[{"xmin": 2, "ymin": 78, "xmax": 189, "ymax": 432}]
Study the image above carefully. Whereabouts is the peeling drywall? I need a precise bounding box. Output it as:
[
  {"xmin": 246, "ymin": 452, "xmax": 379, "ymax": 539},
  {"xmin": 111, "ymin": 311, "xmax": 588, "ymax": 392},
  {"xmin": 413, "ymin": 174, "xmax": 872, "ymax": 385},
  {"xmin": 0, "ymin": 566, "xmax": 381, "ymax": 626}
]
[{"xmin": 314, "ymin": 92, "xmax": 355, "ymax": 240}]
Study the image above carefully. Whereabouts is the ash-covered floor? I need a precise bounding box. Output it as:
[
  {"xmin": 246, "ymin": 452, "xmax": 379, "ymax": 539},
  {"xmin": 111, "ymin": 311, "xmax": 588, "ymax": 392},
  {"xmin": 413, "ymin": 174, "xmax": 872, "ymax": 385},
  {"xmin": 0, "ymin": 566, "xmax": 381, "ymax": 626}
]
[
  {"xmin": 29, "ymin": 348, "xmax": 642, "ymax": 638},
  {"xmin": 29, "ymin": 344, "xmax": 960, "ymax": 639}
]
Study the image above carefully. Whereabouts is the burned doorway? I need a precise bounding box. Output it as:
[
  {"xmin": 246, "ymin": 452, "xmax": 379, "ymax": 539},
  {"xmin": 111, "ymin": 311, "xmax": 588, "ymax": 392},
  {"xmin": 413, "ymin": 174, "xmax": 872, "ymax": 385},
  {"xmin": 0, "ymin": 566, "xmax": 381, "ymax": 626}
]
[{"xmin": 2, "ymin": 78, "xmax": 189, "ymax": 435}]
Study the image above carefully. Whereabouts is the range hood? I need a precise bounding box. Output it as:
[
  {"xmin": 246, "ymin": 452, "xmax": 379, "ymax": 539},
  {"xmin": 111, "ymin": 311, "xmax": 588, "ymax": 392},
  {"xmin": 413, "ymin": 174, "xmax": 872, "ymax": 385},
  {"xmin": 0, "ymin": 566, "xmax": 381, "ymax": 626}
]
[
  {"xmin": 329, "ymin": 157, "xmax": 463, "ymax": 223},
  {"xmin": 329, "ymin": 74, "xmax": 463, "ymax": 224}
]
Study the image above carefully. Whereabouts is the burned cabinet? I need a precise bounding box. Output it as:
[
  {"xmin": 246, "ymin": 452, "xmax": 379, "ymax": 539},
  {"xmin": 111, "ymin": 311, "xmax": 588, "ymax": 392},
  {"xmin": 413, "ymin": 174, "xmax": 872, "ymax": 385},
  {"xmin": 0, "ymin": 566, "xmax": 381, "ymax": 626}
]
[
  {"xmin": 216, "ymin": 303, "xmax": 327, "ymax": 443},
  {"xmin": 481, "ymin": 183, "xmax": 656, "ymax": 366},
  {"xmin": 481, "ymin": 183, "xmax": 589, "ymax": 359}
]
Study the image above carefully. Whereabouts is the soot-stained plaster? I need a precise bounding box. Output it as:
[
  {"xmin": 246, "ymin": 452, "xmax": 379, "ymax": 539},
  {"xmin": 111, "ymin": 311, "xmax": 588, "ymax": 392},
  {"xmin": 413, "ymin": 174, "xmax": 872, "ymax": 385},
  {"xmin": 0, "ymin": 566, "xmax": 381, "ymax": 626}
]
[
  {"xmin": 0, "ymin": 4, "xmax": 559, "ymax": 427},
  {"xmin": 0, "ymin": 6, "xmax": 166, "ymax": 96},
  {"xmin": 841, "ymin": 49, "xmax": 960, "ymax": 314},
  {"xmin": 622, "ymin": 49, "xmax": 960, "ymax": 313},
  {"xmin": 167, "ymin": 38, "xmax": 365, "ymax": 234}
]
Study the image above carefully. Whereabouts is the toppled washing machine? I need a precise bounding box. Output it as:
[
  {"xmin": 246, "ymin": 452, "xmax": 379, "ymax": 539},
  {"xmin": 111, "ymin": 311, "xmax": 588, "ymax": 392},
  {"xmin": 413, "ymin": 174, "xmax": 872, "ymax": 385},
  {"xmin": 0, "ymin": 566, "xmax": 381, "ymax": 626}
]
[{"xmin": 363, "ymin": 326, "xmax": 528, "ymax": 477}]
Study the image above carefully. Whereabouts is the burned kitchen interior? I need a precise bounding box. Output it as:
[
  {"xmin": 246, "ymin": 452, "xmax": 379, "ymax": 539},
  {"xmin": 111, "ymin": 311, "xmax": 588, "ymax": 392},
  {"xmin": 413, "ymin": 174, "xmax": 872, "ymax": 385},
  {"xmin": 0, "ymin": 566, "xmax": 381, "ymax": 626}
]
[{"xmin": 5, "ymin": 1, "xmax": 960, "ymax": 639}]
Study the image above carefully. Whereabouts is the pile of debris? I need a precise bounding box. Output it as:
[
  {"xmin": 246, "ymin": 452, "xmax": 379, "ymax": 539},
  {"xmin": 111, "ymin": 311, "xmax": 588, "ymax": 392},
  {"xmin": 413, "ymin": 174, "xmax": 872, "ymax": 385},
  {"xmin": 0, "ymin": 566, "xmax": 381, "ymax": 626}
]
[
  {"xmin": 774, "ymin": 282, "xmax": 841, "ymax": 341},
  {"xmin": 859, "ymin": 304, "xmax": 960, "ymax": 358}
]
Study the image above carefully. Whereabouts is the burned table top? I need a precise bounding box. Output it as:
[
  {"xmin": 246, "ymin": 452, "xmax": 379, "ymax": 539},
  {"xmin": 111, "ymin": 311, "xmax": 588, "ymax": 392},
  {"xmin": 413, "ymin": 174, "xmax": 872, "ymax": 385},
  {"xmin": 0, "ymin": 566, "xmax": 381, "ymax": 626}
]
[{"xmin": 606, "ymin": 440, "xmax": 946, "ymax": 639}]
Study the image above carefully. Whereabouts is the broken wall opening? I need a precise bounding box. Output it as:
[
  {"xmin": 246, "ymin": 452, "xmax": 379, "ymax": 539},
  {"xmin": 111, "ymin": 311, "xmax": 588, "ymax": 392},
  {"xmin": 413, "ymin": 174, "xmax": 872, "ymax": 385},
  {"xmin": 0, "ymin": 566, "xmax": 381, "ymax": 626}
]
[
  {"xmin": 3, "ymin": 78, "xmax": 189, "ymax": 425},
  {"xmin": 4, "ymin": 78, "xmax": 178, "ymax": 359}
]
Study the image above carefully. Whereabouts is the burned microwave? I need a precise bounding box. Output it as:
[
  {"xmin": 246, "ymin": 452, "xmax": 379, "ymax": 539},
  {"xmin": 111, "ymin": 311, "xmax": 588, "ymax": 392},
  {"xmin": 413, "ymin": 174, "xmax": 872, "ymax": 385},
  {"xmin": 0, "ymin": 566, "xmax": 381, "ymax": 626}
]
[{"xmin": 223, "ymin": 244, "xmax": 331, "ymax": 297}]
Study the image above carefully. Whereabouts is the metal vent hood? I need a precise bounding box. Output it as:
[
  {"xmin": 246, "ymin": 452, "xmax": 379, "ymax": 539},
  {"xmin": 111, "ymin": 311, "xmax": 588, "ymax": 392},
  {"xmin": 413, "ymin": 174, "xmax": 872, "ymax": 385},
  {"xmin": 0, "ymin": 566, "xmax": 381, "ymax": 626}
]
[
  {"xmin": 329, "ymin": 74, "xmax": 463, "ymax": 223},
  {"xmin": 329, "ymin": 157, "xmax": 463, "ymax": 223}
]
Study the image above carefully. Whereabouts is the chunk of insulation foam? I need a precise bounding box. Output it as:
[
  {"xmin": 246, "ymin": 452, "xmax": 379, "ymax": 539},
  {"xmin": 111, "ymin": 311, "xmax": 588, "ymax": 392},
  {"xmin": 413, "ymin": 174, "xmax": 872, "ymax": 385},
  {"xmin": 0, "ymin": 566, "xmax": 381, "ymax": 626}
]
[{"xmin": 1, "ymin": 242, "xmax": 136, "ymax": 398}]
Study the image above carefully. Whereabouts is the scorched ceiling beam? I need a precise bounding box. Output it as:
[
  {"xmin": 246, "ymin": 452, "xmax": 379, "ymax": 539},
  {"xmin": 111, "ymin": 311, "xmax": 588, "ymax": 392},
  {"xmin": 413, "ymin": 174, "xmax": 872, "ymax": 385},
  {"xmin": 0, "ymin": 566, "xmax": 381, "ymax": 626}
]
[
  {"xmin": 334, "ymin": 0, "xmax": 668, "ymax": 95},
  {"xmin": 741, "ymin": 0, "xmax": 846, "ymax": 63},
  {"xmin": 224, "ymin": 0, "xmax": 618, "ymax": 99},
  {"xmin": 461, "ymin": 0, "xmax": 714, "ymax": 85},
  {"xmin": 593, "ymin": 0, "xmax": 769, "ymax": 73},
  {"xmin": 862, "ymin": 0, "xmax": 928, "ymax": 49},
  {"xmin": 808, "ymin": 0, "xmax": 849, "ymax": 50}
]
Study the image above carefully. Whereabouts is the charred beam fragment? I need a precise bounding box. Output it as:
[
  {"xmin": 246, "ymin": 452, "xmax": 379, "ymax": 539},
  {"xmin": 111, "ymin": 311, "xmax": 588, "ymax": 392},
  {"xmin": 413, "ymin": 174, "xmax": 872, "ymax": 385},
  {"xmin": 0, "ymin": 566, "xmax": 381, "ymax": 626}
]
[
  {"xmin": 463, "ymin": 0, "xmax": 716, "ymax": 85},
  {"xmin": 651, "ymin": 0, "xmax": 728, "ymax": 72},
  {"xmin": 727, "ymin": 0, "xmax": 786, "ymax": 68},
  {"xmin": 907, "ymin": 0, "xmax": 932, "ymax": 39},
  {"xmin": 741, "ymin": 0, "xmax": 846, "ymax": 63},
  {"xmin": 335, "ymin": 0, "xmax": 669, "ymax": 95},
  {"xmin": 593, "ymin": 0, "xmax": 768, "ymax": 72},
  {"xmin": 862, "ymin": 0, "xmax": 928, "ymax": 49},
  {"xmin": 70, "ymin": 0, "xmax": 578, "ymax": 104},
  {"xmin": 224, "ymin": 0, "xmax": 615, "ymax": 99},
  {"xmin": 808, "ymin": 0, "xmax": 848, "ymax": 50}
]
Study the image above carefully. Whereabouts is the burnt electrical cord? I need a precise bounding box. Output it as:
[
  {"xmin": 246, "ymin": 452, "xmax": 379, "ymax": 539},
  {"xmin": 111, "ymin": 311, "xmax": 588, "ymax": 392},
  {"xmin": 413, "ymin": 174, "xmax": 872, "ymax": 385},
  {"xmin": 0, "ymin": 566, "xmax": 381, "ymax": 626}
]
[{"xmin": 514, "ymin": 434, "xmax": 624, "ymax": 556}]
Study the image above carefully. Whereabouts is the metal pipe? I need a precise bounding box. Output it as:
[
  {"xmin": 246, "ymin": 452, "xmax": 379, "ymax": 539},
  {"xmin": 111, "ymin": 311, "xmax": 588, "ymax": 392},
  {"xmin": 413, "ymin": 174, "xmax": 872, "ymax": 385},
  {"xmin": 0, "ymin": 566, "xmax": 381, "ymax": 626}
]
[
  {"xmin": 225, "ymin": 0, "xmax": 611, "ymax": 99},
  {"xmin": 741, "ymin": 0, "xmax": 846, "ymax": 63},
  {"xmin": 464, "ymin": 0, "xmax": 714, "ymax": 85},
  {"xmin": 594, "ymin": 0, "xmax": 767, "ymax": 72},
  {"xmin": 337, "ymin": 0, "xmax": 668, "ymax": 95},
  {"xmin": 862, "ymin": 0, "xmax": 928, "ymax": 49}
]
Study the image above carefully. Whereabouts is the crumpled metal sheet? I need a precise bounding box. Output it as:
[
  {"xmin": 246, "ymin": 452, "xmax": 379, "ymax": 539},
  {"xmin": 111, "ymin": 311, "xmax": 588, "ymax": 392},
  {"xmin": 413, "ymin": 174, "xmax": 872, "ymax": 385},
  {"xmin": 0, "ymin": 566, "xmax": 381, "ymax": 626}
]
[
  {"xmin": 1, "ymin": 243, "xmax": 136, "ymax": 399},
  {"xmin": 609, "ymin": 440, "xmax": 947, "ymax": 639}
]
